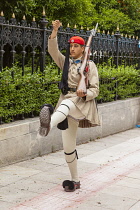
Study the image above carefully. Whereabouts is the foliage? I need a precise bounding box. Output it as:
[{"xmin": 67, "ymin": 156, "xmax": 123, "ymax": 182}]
[
  {"xmin": 0, "ymin": 0, "xmax": 36, "ymax": 21},
  {"xmin": 91, "ymin": 0, "xmax": 140, "ymax": 34},
  {"xmin": 0, "ymin": 63, "xmax": 61, "ymax": 123},
  {"xmin": 0, "ymin": 62, "xmax": 139, "ymax": 123},
  {"xmin": 0, "ymin": 0, "xmax": 140, "ymax": 36},
  {"xmin": 97, "ymin": 63, "xmax": 140, "ymax": 102}
]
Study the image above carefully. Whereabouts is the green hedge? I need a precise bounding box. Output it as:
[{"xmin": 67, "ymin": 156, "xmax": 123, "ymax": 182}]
[
  {"xmin": 97, "ymin": 64, "xmax": 140, "ymax": 102},
  {"xmin": 0, "ymin": 63, "xmax": 139, "ymax": 123},
  {"xmin": 0, "ymin": 64, "xmax": 61, "ymax": 123}
]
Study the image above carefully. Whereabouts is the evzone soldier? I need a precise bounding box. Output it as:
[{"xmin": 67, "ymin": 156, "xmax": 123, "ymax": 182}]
[{"xmin": 39, "ymin": 20, "xmax": 100, "ymax": 192}]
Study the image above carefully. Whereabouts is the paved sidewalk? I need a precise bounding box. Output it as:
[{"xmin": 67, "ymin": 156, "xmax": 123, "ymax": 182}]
[{"xmin": 0, "ymin": 127, "xmax": 140, "ymax": 210}]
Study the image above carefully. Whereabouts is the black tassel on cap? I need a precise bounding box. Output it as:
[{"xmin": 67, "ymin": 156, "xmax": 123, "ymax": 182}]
[{"xmin": 58, "ymin": 43, "xmax": 70, "ymax": 95}]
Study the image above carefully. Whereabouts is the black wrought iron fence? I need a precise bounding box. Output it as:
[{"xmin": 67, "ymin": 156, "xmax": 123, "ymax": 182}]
[{"xmin": 0, "ymin": 13, "xmax": 140, "ymax": 73}]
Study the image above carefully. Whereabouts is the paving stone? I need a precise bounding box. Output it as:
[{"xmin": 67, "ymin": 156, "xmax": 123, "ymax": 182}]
[
  {"xmin": 15, "ymin": 159, "xmax": 56, "ymax": 172},
  {"xmin": 101, "ymin": 184, "xmax": 140, "ymax": 200},
  {"xmin": 0, "ymin": 128, "xmax": 140, "ymax": 210},
  {"xmin": 0, "ymin": 186, "xmax": 38, "ymax": 204},
  {"xmin": 77, "ymin": 143, "xmax": 110, "ymax": 151},
  {"xmin": 0, "ymin": 201, "xmax": 16, "ymax": 210},
  {"xmin": 29, "ymin": 155, "xmax": 66, "ymax": 165},
  {"xmin": 116, "ymin": 176, "xmax": 140, "ymax": 189},
  {"xmin": 6, "ymin": 178, "xmax": 56, "ymax": 194},
  {"xmin": 95, "ymin": 135, "xmax": 129, "ymax": 144},
  {"xmin": 126, "ymin": 168, "xmax": 140, "ymax": 180},
  {"xmin": 76, "ymin": 148, "xmax": 101, "ymax": 158},
  {"xmin": 0, "ymin": 165, "xmax": 41, "ymax": 177},
  {"xmin": 72, "ymin": 192, "xmax": 137, "ymax": 210},
  {"xmin": 30, "ymin": 171, "xmax": 69, "ymax": 185},
  {"xmin": 11, "ymin": 205, "xmax": 35, "ymax": 210},
  {"xmin": 129, "ymin": 201, "xmax": 140, "ymax": 210},
  {"xmin": 79, "ymin": 137, "xmax": 140, "ymax": 165},
  {"xmin": 0, "ymin": 172, "xmax": 33, "ymax": 187},
  {"xmin": 71, "ymin": 203, "xmax": 113, "ymax": 210}
]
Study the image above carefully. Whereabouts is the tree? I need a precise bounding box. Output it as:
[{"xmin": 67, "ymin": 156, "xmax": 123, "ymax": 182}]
[
  {"xmin": 0, "ymin": 0, "xmax": 36, "ymax": 21},
  {"xmin": 91, "ymin": 0, "xmax": 140, "ymax": 35},
  {"xmin": 0, "ymin": 0, "xmax": 140, "ymax": 36}
]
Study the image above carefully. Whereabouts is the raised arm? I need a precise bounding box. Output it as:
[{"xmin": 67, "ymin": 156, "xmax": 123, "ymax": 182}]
[{"xmin": 48, "ymin": 20, "xmax": 65, "ymax": 69}]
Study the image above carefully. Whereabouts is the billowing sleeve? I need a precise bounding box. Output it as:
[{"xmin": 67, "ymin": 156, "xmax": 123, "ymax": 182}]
[
  {"xmin": 85, "ymin": 61, "xmax": 99, "ymax": 101},
  {"xmin": 48, "ymin": 37, "xmax": 65, "ymax": 70}
]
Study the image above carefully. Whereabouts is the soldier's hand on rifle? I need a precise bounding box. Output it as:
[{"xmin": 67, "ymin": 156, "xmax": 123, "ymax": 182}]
[{"xmin": 76, "ymin": 89, "xmax": 87, "ymax": 98}]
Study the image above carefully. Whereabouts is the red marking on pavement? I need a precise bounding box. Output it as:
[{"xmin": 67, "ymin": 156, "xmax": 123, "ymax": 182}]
[{"xmin": 11, "ymin": 149, "xmax": 140, "ymax": 210}]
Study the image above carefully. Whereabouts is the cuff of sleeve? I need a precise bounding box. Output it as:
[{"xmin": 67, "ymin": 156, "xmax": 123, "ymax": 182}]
[
  {"xmin": 48, "ymin": 36, "xmax": 57, "ymax": 40},
  {"xmin": 85, "ymin": 89, "xmax": 94, "ymax": 101},
  {"xmin": 48, "ymin": 37, "xmax": 58, "ymax": 51}
]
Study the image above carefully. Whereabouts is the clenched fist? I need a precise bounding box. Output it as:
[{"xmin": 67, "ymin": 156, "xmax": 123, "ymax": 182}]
[{"xmin": 52, "ymin": 20, "xmax": 62, "ymax": 31}]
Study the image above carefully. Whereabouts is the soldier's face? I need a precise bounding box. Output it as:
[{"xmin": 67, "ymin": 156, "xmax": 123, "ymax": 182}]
[{"xmin": 70, "ymin": 43, "xmax": 85, "ymax": 59}]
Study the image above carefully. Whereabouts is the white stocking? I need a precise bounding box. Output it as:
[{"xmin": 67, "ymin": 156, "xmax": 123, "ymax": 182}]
[
  {"xmin": 62, "ymin": 117, "xmax": 79, "ymax": 182},
  {"xmin": 50, "ymin": 99, "xmax": 85, "ymax": 182}
]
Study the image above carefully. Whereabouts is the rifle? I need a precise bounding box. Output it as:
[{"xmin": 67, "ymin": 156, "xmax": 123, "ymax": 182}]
[{"xmin": 77, "ymin": 23, "xmax": 98, "ymax": 94}]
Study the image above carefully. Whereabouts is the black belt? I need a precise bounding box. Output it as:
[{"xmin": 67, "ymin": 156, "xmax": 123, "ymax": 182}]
[{"xmin": 67, "ymin": 87, "xmax": 77, "ymax": 92}]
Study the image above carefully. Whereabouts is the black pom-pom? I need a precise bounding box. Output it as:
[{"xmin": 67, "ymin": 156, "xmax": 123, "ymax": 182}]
[{"xmin": 62, "ymin": 180, "xmax": 75, "ymax": 190}]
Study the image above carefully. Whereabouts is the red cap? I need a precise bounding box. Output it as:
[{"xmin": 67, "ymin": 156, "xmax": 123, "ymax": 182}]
[{"xmin": 69, "ymin": 36, "xmax": 85, "ymax": 45}]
